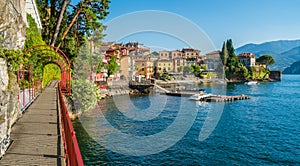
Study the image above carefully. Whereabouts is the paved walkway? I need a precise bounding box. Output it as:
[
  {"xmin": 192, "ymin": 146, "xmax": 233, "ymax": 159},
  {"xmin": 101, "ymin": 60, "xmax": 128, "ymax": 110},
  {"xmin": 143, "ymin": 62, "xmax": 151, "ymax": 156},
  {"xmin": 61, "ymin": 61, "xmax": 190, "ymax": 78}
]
[{"xmin": 0, "ymin": 82, "xmax": 65, "ymax": 165}]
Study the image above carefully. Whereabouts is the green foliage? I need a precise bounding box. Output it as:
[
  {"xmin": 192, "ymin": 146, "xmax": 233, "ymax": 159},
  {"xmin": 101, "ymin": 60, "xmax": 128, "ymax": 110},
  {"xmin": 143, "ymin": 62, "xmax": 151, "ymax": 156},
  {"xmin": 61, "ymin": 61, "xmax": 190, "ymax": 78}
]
[
  {"xmin": 159, "ymin": 73, "xmax": 173, "ymax": 80},
  {"xmin": 71, "ymin": 80, "xmax": 100, "ymax": 113},
  {"xmin": 24, "ymin": 14, "xmax": 45, "ymax": 49},
  {"xmin": 151, "ymin": 51, "xmax": 159, "ymax": 58},
  {"xmin": 42, "ymin": 64, "xmax": 62, "ymax": 87},
  {"xmin": 190, "ymin": 64, "xmax": 201, "ymax": 76},
  {"xmin": 256, "ymin": 55, "xmax": 275, "ymax": 67},
  {"xmin": 186, "ymin": 57, "xmax": 196, "ymax": 61},
  {"xmin": 108, "ymin": 55, "xmax": 119, "ymax": 77},
  {"xmin": 220, "ymin": 41, "xmax": 228, "ymax": 65},
  {"xmin": 36, "ymin": 0, "xmax": 110, "ymax": 62},
  {"xmin": 72, "ymin": 43, "xmax": 102, "ymax": 80},
  {"xmin": 0, "ymin": 49, "xmax": 23, "ymax": 71},
  {"xmin": 221, "ymin": 39, "xmax": 249, "ymax": 80},
  {"xmin": 246, "ymin": 66, "xmax": 270, "ymax": 80}
]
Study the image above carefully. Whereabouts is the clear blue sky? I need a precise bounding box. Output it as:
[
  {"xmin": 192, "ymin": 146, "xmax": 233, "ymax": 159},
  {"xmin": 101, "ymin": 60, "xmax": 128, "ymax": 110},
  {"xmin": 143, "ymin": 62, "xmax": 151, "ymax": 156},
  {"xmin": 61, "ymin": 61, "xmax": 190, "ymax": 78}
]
[{"xmin": 97, "ymin": 0, "xmax": 300, "ymax": 52}]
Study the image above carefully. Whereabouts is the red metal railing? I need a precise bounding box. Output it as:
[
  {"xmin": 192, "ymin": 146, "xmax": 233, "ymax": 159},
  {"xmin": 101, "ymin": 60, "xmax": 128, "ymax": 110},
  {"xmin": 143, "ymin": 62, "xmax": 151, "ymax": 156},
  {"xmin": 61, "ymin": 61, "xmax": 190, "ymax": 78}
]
[{"xmin": 58, "ymin": 82, "xmax": 84, "ymax": 166}]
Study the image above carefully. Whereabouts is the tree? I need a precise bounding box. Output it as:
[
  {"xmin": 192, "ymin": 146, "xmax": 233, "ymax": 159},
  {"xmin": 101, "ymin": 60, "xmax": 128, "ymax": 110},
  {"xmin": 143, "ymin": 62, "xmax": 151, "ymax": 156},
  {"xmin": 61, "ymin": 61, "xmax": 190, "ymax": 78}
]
[
  {"xmin": 256, "ymin": 55, "xmax": 275, "ymax": 68},
  {"xmin": 50, "ymin": 0, "xmax": 68, "ymax": 46},
  {"xmin": 220, "ymin": 41, "xmax": 228, "ymax": 65},
  {"xmin": 221, "ymin": 39, "xmax": 248, "ymax": 80},
  {"xmin": 36, "ymin": 0, "xmax": 110, "ymax": 62},
  {"xmin": 56, "ymin": 0, "xmax": 110, "ymax": 50},
  {"xmin": 190, "ymin": 64, "xmax": 201, "ymax": 76},
  {"xmin": 107, "ymin": 56, "xmax": 119, "ymax": 77},
  {"xmin": 151, "ymin": 51, "xmax": 159, "ymax": 57}
]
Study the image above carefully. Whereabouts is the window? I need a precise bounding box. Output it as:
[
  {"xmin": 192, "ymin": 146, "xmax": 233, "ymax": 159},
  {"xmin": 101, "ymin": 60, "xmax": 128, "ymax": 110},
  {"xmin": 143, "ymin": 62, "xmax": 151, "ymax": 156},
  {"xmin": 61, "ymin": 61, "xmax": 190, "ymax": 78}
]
[
  {"xmin": 142, "ymin": 63, "xmax": 144, "ymax": 66},
  {"xmin": 168, "ymin": 63, "xmax": 170, "ymax": 66},
  {"xmin": 168, "ymin": 67, "xmax": 171, "ymax": 70},
  {"xmin": 141, "ymin": 68, "xmax": 144, "ymax": 71}
]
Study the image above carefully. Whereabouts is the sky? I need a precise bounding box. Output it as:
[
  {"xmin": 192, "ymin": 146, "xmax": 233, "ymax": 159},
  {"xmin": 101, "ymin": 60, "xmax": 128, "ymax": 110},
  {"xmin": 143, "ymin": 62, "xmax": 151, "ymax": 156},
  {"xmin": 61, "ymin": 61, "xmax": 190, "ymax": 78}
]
[{"xmin": 97, "ymin": 0, "xmax": 300, "ymax": 53}]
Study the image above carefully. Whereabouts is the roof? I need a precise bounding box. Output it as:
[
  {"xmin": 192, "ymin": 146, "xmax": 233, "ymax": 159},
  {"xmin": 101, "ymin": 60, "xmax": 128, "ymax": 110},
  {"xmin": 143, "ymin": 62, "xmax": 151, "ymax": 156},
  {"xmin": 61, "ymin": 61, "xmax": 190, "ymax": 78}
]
[
  {"xmin": 238, "ymin": 53, "xmax": 255, "ymax": 58},
  {"xmin": 205, "ymin": 50, "xmax": 221, "ymax": 56}
]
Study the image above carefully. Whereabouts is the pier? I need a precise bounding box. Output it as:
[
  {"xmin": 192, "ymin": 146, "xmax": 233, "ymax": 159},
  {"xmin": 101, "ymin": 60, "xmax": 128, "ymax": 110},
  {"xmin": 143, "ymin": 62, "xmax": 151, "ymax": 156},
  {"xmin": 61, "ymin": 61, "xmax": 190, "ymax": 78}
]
[
  {"xmin": 205, "ymin": 95, "xmax": 250, "ymax": 102},
  {"xmin": 0, "ymin": 82, "xmax": 65, "ymax": 165}
]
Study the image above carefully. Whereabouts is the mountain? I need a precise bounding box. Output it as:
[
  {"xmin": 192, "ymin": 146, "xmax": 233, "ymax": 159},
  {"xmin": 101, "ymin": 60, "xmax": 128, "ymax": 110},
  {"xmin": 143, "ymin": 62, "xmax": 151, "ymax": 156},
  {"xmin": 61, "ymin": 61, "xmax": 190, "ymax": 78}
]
[
  {"xmin": 283, "ymin": 61, "xmax": 300, "ymax": 74},
  {"xmin": 281, "ymin": 46, "xmax": 300, "ymax": 61},
  {"xmin": 236, "ymin": 40, "xmax": 300, "ymax": 54},
  {"xmin": 236, "ymin": 40, "xmax": 300, "ymax": 70}
]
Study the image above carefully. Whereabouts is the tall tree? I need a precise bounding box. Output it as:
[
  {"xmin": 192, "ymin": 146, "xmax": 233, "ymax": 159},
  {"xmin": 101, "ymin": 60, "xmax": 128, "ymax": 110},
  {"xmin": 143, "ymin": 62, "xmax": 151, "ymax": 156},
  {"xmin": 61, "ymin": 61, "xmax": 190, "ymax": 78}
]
[
  {"xmin": 50, "ymin": 0, "xmax": 68, "ymax": 46},
  {"xmin": 56, "ymin": 0, "xmax": 110, "ymax": 50},
  {"xmin": 256, "ymin": 55, "xmax": 275, "ymax": 68},
  {"xmin": 220, "ymin": 41, "xmax": 228, "ymax": 65},
  {"xmin": 107, "ymin": 55, "xmax": 119, "ymax": 77}
]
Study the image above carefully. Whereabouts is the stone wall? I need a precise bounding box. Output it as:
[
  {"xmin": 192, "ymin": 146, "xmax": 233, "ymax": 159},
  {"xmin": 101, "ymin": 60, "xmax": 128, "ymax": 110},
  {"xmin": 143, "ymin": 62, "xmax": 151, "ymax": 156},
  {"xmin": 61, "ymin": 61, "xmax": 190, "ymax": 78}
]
[
  {"xmin": 269, "ymin": 70, "xmax": 282, "ymax": 81},
  {"xmin": 0, "ymin": 58, "xmax": 21, "ymax": 157},
  {"xmin": 0, "ymin": 0, "xmax": 27, "ymax": 50}
]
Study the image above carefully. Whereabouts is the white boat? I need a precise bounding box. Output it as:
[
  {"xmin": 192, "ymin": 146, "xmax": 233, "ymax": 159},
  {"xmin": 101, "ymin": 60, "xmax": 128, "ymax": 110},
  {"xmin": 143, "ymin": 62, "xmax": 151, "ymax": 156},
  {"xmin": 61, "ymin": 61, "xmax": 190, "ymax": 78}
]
[{"xmin": 245, "ymin": 81, "xmax": 258, "ymax": 85}]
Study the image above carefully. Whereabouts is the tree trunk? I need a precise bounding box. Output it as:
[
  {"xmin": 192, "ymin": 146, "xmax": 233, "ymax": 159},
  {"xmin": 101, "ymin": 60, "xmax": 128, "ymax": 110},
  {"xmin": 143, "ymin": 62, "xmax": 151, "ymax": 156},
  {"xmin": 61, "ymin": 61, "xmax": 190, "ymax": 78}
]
[
  {"xmin": 56, "ymin": 8, "xmax": 82, "ymax": 51},
  {"xmin": 50, "ymin": 0, "xmax": 68, "ymax": 47}
]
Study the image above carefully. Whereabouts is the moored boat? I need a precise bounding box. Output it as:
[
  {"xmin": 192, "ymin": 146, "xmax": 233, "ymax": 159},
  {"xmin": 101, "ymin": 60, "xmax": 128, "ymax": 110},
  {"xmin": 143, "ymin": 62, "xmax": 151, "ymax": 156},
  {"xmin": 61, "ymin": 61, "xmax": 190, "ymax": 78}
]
[{"xmin": 245, "ymin": 81, "xmax": 258, "ymax": 85}]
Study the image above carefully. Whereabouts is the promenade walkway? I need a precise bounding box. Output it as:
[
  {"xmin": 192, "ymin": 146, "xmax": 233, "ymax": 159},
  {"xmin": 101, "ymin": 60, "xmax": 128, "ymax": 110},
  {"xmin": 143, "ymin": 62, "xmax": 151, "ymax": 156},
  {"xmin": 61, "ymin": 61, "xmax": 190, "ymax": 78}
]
[{"xmin": 0, "ymin": 81, "xmax": 65, "ymax": 165}]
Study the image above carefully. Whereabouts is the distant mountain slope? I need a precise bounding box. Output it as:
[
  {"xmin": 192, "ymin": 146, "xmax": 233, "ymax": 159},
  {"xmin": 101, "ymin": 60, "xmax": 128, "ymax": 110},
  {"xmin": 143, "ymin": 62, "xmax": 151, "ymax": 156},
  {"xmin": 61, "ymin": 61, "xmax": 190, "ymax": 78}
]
[
  {"xmin": 236, "ymin": 40, "xmax": 300, "ymax": 54},
  {"xmin": 254, "ymin": 51, "xmax": 294, "ymax": 70},
  {"xmin": 281, "ymin": 46, "xmax": 300, "ymax": 61},
  {"xmin": 236, "ymin": 40, "xmax": 300, "ymax": 70},
  {"xmin": 283, "ymin": 61, "xmax": 300, "ymax": 74}
]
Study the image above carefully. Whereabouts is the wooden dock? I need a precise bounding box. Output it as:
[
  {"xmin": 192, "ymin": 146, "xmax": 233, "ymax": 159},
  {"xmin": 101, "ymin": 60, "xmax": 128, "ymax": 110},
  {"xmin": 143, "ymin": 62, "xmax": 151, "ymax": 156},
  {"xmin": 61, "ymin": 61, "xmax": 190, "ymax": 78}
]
[
  {"xmin": 205, "ymin": 95, "xmax": 250, "ymax": 102},
  {"xmin": 0, "ymin": 82, "xmax": 65, "ymax": 165}
]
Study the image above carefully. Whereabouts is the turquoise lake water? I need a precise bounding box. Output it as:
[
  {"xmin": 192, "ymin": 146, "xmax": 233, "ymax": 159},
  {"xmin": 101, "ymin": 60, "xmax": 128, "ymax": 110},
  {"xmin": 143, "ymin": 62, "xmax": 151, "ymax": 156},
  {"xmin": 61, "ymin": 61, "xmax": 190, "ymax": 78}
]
[{"xmin": 73, "ymin": 75, "xmax": 300, "ymax": 165}]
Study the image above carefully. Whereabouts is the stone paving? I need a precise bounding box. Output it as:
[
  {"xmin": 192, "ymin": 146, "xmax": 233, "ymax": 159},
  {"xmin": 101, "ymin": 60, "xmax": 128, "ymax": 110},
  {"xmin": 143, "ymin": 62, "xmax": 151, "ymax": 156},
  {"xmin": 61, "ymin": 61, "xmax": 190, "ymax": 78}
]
[{"xmin": 0, "ymin": 82, "xmax": 65, "ymax": 165}]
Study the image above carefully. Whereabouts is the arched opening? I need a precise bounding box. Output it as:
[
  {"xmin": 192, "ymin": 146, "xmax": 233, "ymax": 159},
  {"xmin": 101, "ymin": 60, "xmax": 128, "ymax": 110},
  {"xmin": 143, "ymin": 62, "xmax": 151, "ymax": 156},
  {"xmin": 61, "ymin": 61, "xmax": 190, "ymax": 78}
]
[
  {"xmin": 22, "ymin": 45, "xmax": 71, "ymax": 93},
  {"xmin": 42, "ymin": 63, "xmax": 62, "ymax": 87}
]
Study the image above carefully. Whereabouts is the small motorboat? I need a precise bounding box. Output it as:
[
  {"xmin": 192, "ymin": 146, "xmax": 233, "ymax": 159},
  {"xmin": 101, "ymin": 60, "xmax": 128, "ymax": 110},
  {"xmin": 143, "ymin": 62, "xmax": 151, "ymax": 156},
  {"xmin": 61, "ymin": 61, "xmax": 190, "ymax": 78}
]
[{"xmin": 245, "ymin": 81, "xmax": 258, "ymax": 85}]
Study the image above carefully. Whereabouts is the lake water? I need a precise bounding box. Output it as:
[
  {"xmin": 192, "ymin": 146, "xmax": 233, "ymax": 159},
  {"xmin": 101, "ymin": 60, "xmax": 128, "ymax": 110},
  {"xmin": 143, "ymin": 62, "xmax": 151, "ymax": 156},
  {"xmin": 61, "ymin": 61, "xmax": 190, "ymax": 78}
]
[{"xmin": 73, "ymin": 75, "xmax": 300, "ymax": 165}]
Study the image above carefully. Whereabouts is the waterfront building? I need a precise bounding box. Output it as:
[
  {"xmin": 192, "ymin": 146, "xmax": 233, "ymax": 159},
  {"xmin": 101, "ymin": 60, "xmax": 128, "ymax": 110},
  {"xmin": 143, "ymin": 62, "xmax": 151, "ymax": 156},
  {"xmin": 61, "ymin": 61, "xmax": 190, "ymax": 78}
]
[
  {"xmin": 157, "ymin": 59, "xmax": 173, "ymax": 73},
  {"xmin": 182, "ymin": 48, "xmax": 200, "ymax": 66},
  {"xmin": 159, "ymin": 50, "xmax": 171, "ymax": 60},
  {"xmin": 238, "ymin": 52, "xmax": 256, "ymax": 67},
  {"xmin": 205, "ymin": 51, "xmax": 222, "ymax": 70},
  {"xmin": 135, "ymin": 58, "xmax": 154, "ymax": 79}
]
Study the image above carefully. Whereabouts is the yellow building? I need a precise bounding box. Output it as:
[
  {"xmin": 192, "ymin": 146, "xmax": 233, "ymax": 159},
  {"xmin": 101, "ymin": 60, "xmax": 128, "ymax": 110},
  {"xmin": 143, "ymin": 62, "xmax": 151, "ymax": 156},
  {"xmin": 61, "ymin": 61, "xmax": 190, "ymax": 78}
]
[
  {"xmin": 159, "ymin": 51, "xmax": 170, "ymax": 60},
  {"xmin": 157, "ymin": 59, "xmax": 173, "ymax": 73},
  {"xmin": 135, "ymin": 59, "xmax": 154, "ymax": 79},
  {"xmin": 170, "ymin": 50, "xmax": 183, "ymax": 59}
]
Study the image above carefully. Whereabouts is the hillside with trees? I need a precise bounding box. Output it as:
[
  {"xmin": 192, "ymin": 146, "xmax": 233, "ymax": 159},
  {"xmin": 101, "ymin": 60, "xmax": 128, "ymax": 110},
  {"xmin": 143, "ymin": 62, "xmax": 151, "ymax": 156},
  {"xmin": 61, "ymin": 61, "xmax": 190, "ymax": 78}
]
[
  {"xmin": 221, "ymin": 39, "xmax": 274, "ymax": 81},
  {"xmin": 236, "ymin": 39, "xmax": 300, "ymax": 70}
]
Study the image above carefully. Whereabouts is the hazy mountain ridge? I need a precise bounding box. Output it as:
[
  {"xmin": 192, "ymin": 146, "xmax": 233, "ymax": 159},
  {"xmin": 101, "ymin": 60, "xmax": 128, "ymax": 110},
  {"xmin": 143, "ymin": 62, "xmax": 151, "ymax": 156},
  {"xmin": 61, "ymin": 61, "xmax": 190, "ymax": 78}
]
[
  {"xmin": 236, "ymin": 40, "xmax": 300, "ymax": 71},
  {"xmin": 283, "ymin": 61, "xmax": 300, "ymax": 74}
]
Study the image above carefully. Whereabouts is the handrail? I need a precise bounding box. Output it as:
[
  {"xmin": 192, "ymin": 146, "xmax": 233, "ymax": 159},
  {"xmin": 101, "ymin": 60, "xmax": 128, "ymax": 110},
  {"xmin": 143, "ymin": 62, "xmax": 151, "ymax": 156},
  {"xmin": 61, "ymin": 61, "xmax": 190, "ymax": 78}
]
[{"xmin": 58, "ymin": 82, "xmax": 84, "ymax": 166}]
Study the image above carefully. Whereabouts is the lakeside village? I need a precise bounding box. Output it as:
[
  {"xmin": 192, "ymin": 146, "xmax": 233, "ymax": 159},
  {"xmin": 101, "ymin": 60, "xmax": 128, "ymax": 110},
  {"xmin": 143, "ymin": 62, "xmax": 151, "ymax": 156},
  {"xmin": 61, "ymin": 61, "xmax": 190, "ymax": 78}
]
[
  {"xmin": 71, "ymin": 39, "xmax": 281, "ymax": 116},
  {"xmin": 86, "ymin": 39, "xmax": 280, "ymax": 93}
]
